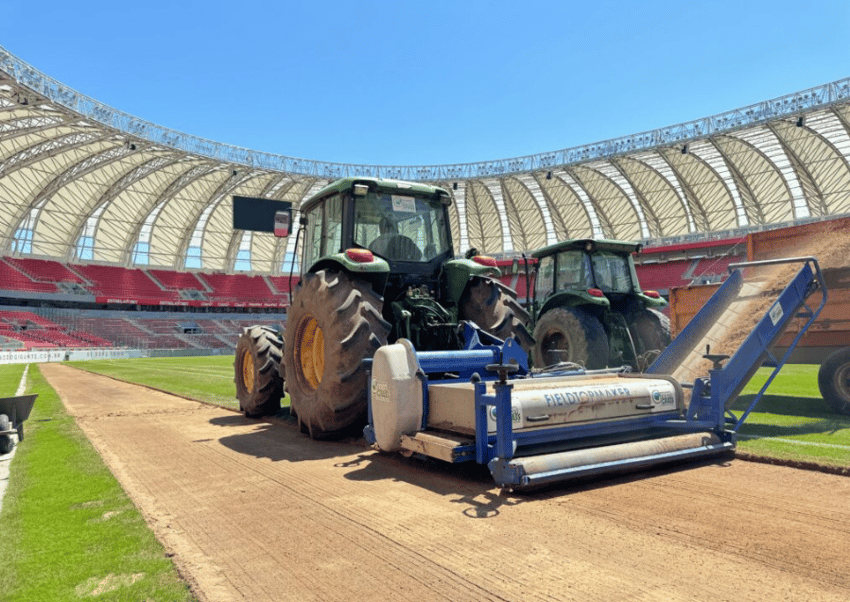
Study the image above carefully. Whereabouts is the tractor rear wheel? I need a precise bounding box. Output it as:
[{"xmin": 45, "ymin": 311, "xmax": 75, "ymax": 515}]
[
  {"xmin": 234, "ymin": 325, "xmax": 283, "ymax": 417},
  {"xmin": 631, "ymin": 308, "xmax": 671, "ymax": 370},
  {"xmin": 459, "ymin": 276, "xmax": 534, "ymax": 352},
  {"xmin": 818, "ymin": 346, "xmax": 850, "ymax": 415},
  {"xmin": 532, "ymin": 306, "xmax": 609, "ymax": 369},
  {"xmin": 284, "ymin": 270, "xmax": 390, "ymax": 438}
]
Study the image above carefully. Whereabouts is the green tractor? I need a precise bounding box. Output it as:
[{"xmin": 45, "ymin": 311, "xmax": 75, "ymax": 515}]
[
  {"xmin": 527, "ymin": 239, "xmax": 670, "ymax": 371},
  {"xmin": 234, "ymin": 177, "xmax": 533, "ymax": 438}
]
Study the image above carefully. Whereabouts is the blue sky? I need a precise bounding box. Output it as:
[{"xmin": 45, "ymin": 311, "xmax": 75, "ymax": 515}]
[{"xmin": 3, "ymin": 0, "xmax": 849, "ymax": 166}]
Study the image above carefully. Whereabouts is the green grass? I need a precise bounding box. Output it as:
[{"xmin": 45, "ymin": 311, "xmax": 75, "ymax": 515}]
[
  {"xmin": 0, "ymin": 365, "xmax": 197, "ymax": 602},
  {"xmin": 69, "ymin": 355, "xmax": 291, "ymax": 411},
  {"xmin": 734, "ymin": 364, "xmax": 850, "ymax": 468},
  {"xmin": 0, "ymin": 363, "xmax": 26, "ymax": 395},
  {"xmin": 70, "ymin": 355, "xmax": 245, "ymax": 410}
]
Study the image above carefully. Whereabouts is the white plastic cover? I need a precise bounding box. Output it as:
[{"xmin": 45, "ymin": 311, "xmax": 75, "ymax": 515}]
[{"xmin": 370, "ymin": 339, "xmax": 424, "ymax": 452}]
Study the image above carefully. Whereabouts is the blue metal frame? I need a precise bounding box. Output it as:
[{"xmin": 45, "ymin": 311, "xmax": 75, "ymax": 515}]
[
  {"xmin": 366, "ymin": 258, "xmax": 826, "ymax": 488},
  {"xmin": 471, "ymin": 257, "xmax": 826, "ymax": 486}
]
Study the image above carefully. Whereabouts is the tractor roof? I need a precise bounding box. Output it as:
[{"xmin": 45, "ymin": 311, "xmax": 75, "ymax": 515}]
[
  {"xmin": 303, "ymin": 177, "xmax": 450, "ymax": 212},
  {"xmin": 531, "ymin": 238, "xmax": 641, "ymax": 259}
]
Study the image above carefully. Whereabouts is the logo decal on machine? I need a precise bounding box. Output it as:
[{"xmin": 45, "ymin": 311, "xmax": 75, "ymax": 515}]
[
  {"xmin": 650, "ymin": 386, "xmax": 675, "ymax": 410},
  {"xmin": 489, "ymin": 405, "xmax": 522, "ymax": 426},
  {"xmin": 371, "ymin": 380, "xmax": 390, "ymax": 404}
]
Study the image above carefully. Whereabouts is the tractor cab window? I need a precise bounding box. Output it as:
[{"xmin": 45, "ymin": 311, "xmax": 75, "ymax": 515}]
[
  {"xmin": 591, "ymin": 252, "xmax": 633, "ymax": 293},
  {"xmin": 555, "ymin": 250, "xmax": 591, "ymax": 290},
  {"xmin": 353, "ymin": 192, "xmax": 449, "ymax": 262},
  {"xmin": 536, "ymin": 255, "xmax": 555, "ymax": 300},
  {"xmin": 301, "ymin": 194, "xmax": 343, "ymax": 271},
  {"xmin": 326, "ymin": 194, "xmax": 343, "ymax": 255},
  {"xmin": 302, "ymin": 202, "xmax": 324, "ymax": 271}
]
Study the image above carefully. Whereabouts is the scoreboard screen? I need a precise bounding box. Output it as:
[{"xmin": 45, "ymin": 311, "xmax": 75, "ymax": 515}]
[{"xmin": 232, "ymin": 196, "xmax": 293, "ymax": 236}]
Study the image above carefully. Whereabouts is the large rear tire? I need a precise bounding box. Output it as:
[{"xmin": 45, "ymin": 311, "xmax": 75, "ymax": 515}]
[
  {"xmin": 459, "ymin": 276, "xmax": 534, "ymax": 352},
  {"xmin": 234, "ymin": 325, "xmax": 283, "ymax": 417},
  {"xmin": 818, "ymin": 346, "xmax": 850, "ymax": 415},
  {"xmin": 631, "ymin": 308, "xmax": 672, "ymax": 370},
  {"xmin": 532, "ymin": 306, "xmax": 609, "ymax": 369},
  {"xmin": 284, "ymin": 270, "xmax": 390, "ymax": 438}
]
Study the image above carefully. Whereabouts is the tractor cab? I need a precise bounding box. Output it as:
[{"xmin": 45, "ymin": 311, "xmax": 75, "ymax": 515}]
[
  {"xmin": 299, "ymin": 179, "xmax": 454, "ymax": 295},
  {"xmin": 534, "ymin": 240, "xmax": 646, "ymax": 315}
]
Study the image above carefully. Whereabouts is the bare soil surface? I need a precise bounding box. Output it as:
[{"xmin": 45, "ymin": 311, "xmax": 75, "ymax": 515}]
[{"xmin": 42, "ymin": 363, "xmax": 850, "ymax": 602}]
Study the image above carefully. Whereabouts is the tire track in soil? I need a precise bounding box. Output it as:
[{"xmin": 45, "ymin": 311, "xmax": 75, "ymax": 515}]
[
  {"xmin": 562, "ymin": 467, "xmax": 850, "ymax": 589},
  {"xmin": 41, "ymin": 363, "xmax": 850, "ymax": 602}
]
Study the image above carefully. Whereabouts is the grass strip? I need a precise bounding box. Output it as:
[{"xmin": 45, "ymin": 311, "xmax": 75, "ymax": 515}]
[
  {"xmin": 0, "ymin": 363, "xmax": 26, "ymax": 395},
  {"xmin": 0, "ymin": 365, "xmax": 197, "ymax": 602},
  {"xmin": 70, "ymin": 354, "xmax": 291, "ymax": 410},
  {"xmin": 735, "ymin": 364, "xmax": 850, "ymax": 468}
]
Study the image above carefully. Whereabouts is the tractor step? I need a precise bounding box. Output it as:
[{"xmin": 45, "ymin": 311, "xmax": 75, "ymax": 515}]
[{"xmin": 400, "ymin": 431, "xmax": 475, "ymax": 463}]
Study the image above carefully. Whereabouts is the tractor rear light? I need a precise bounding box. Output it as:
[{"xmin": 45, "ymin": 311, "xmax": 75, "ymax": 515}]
[
  {"xmin": 346, "ymin": 248, "xmax": 375, "ymax": 263},
  {"xmin": 643, "ymin": 289, "xmax": 661, "ymax": 298},
  {"xmin": 472, "ymin": 255, "xmax": 497, "ymax": 267},
  {"xmin": 587, "ymin": 288, "xmax": 605, "ymax": 297}
]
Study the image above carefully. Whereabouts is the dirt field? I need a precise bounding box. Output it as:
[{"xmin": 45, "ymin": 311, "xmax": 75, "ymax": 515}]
[{"xmin": 41, "ymin": 363, "xmax": 850, "ymax": 602}]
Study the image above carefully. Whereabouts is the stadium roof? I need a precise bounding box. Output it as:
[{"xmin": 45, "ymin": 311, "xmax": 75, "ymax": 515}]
[{"xmin": 2, "ymin": 45, "xmax": 850, "ymax": 274}]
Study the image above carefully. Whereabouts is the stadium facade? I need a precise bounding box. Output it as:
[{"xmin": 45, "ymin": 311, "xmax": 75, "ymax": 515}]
[
  {"xmin": 3, "ymin": 47, "xmax": 850, "ymax": 536},
  {"xmin": 2, "ymin": 45, "xmax": 849, "ymax": 275}
]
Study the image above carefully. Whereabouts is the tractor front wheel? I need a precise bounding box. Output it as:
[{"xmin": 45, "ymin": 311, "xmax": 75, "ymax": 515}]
[
  {"xmin": 532, "ymin": 306, "xmax": 609, "ymax": 369},
  {"xmin": 818, "ymin": 346, "xmax": 850, "ymax": 415},
  {"xmin": 284, "ymin": 270, "xmax": 390, "ymax": 438},
  {"xmin": 234, "ymin": 325, "xmax": 283, "ymax": 417},
  {"xmin": 459, "ymin": 276, "xmax": 535, "ymax": 352}
]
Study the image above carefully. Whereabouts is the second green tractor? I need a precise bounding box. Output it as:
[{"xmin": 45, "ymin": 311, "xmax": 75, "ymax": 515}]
[{"xmin": 525, "ymin": 238, "xmax": 670, "ymax": 372}]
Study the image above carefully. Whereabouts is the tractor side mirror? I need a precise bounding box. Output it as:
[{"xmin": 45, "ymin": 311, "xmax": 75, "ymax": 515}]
[{"xmin": 274, "ymin": 210, "xmax": 291, "ymax": 237}]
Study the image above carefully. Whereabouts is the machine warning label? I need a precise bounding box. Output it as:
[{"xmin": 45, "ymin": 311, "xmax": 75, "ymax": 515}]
[
  {"xmin": 768, "ymin": 301, "xmax": 784, "ymax": 326},
  {"xmin": 371, "ymin": 380, "xmax": 390, "ymax": 404}
]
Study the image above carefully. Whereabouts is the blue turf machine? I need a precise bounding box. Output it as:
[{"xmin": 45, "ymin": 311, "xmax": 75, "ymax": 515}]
[{"xmin": 364, "ymin": 257, "xmax": 827, "ymax": 490}]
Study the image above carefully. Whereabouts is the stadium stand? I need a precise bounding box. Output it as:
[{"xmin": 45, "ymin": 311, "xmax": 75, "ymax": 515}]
[
  {"xmin": 72, "ymin": 264, "xmax": 182, "ymax": 302},
  {"xmin": 5, "ymin": 257, "xmax": 87, "ymax": 284},
  {"xmin": 0, "ymin": 258, "xmax": 59, "ymax": 293},
  {"xmin": 0, "ymin": 310, "xmax": 62, "ymax": 329},
  {"xmin": 148, "ymin": 269, "xmax": 210, "ymax": 296},
  {"xmin": 0, "ymin": 309, "xmax": 110, "ymax": 349},
  {"xmin": 633, "ymin": 259, "xmax": 694, "ymax": 293},
  {"xmin": 197, "ymin": 273, "xmax": 276, "ymax": 303},
  {"xmin": 268, "ymin": 275, "xmax": 298, "ymax": 294}
]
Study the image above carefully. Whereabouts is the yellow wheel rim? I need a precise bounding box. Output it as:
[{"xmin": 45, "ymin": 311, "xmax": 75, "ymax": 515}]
[
  {"xmin": 297, "ymin": 315, "xmax": 324, "ymax": 389},
  {"xmin": 242, "ymin": 349, "xmax": 255, "ymax": 393}
]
